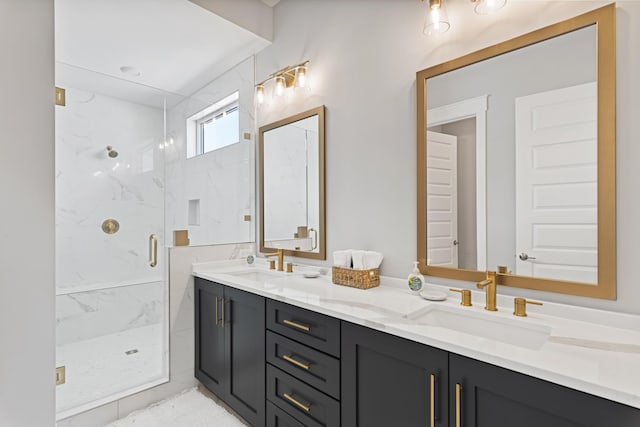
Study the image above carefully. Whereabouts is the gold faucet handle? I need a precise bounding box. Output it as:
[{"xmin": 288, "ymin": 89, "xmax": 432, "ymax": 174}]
[
  {"xmin": 450, "ymin": 288, "xmax": 472, "ymax": 307},
  {"xmin": 476, "ymin": 279, "xmax": 492, "ymax": 288},
  {"xmin": 513, "ymin": 297, "xmax": 543, "ymax": 317},
  {"xmin": 286, "ymin": 262, "xmax": 294, "ymax": 273},
  {"xmin": 265, "ymin": 249, "xmax": 282, "ymax": 258},
  {"xmin": 268, "ymin": 259, "xmax": 276, "ymax": 270}
]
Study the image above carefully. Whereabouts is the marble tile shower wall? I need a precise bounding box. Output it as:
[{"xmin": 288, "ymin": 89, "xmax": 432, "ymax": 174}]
[
  {"xmin": 56, "ymin": 281, "xmax": 164, "ymax": 346},
  {"xmin": 164, "ymin": 56, "xmax": 255, "ymax": 247},
  {"xmin": 56, "ymin": 87, "xmax": 166, "ymax": 291},
  {"xmin": 55, "ymin": 87, "xmax": 166, "ymax": 341}
]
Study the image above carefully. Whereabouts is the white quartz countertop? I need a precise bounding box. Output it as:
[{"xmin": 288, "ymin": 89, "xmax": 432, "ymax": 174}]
[{"xmin": 192, "ymin": 260, "xmax": 640, "ymax": 410}]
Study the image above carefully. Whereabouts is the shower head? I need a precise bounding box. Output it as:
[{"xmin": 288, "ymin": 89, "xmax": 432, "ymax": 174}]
[{"xmin": 106, "ymin": 146, "xmax": 119, "ymax": 158}]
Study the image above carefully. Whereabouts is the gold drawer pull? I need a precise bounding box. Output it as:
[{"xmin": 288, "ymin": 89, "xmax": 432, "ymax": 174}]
[
  {"xmin": 215, "ymin": 296, "xmax": 219, "ymax": 326},
  {"xmin": 282, "ymin": 354, "xmax": 310, "ymax": 370},
  {"xmin": 430, "ymin": 374, "xmax": 435, "ymax": 427},
  {"xmin": 456, "ymin": 383, "xmax": 463, "ymax": 427},
  {"xmin": 283, "ymin": 319, "xmax": 311, "ymax": 332},
  {"xmin": 283, "ymin": 393, "xmax": 310, "ymax": 412}
]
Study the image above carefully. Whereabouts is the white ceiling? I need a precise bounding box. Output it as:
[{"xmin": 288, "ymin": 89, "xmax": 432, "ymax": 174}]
[{"xmin": 55, "ymin": 0, "xmax": 271, "ymax": 105}]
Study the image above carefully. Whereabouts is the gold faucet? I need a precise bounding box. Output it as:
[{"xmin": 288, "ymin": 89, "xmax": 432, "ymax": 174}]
[
  {"xmin": 476, "ymin": 271, "xmax": 498, "ymax": 311},
  {"xmin": 265, "ymin": 248, "xmax": 284, "ymax": 271}
]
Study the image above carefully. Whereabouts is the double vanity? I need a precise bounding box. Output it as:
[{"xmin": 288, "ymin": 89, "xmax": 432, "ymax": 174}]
[
  {"xmin": 193, "ymin": 260, "xmax": 640, "ymax": 427},
  {"xmin": 190, "ymin": 4, "xmax": 638, "ymax": 427}
]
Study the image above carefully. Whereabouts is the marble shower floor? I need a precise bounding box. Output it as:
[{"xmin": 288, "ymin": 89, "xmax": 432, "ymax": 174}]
[
  {"xmin": 104, "ymin": 387, "xmax": 247, "ymax": 427},
  {"xmin": 56, "ymin": 323, "xmax": 166, "ymax": 419}
]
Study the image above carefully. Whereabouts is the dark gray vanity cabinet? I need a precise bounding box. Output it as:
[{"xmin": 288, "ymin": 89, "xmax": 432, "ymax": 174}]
[
  {"xmin": 195, "ymin": 278, "xmax": 266, "ymax": 427},
  {"xmin": 341, "ymin": 321, "xmax": 449, "ymax": 427},
  {"xmin": 265, "ymin": 300, "xmax": 341, "ymax": 427},
  {"xmin": 450, "ymin": 354, "xmax": 640, "ymax": 427},
  {"xmin": 342, "ymin": 322, "xmax": 640, "ymax": 427},
  {"xmin": 194, "ymin": 279, "xmax": 640, "ymax": 427}
]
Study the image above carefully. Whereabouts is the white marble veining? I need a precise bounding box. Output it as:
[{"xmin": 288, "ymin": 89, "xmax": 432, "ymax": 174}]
[
  {"xmin": 56, "ymin": 281, "xmax": 165, "ymax": 346},
  {"xmin": 55, "ymin": 86, "xmax": 166, "ymax": 292},
  {"xmin": 164, "ymin": 56, "xmax": 255, "ymax": 247},
  {"xmin": 193, "ymin": 260, "xmax": 640, "ymax": 410}
]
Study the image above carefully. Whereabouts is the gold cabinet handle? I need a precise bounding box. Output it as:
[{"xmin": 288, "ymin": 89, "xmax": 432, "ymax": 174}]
[
  {"xmin": 215, "ymin": 296, "xmax": 219, "ymax": 326},
  {"xmin": 282, "ymin": 354, "xmax": 310, "ymax": 370},
  {"xmin": 149, "ymin": 234, "xmax": 158, "ymax": 267},
  {"xmin": 283, "ymin": 393, "xmax": 310, "ymax": 412},
  {"xmin": 430, "ymin": 374, "xmax": 436, "ymax": 427},
  {"xmin": 456, "ymin": 383, "xmax": 463, "ymax": 427},
  {"xmin": 283, "ymin": 319, "xmax": 311, "ymax": 332},
  {"xmin": 221, "ymin": 298, "xmax": 225, "ymax": 328}
]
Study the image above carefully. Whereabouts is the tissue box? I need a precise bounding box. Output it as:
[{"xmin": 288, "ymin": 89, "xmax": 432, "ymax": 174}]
[{"xmin": 332, "ymin": 266, "xmax": 379, "ymax": 289}]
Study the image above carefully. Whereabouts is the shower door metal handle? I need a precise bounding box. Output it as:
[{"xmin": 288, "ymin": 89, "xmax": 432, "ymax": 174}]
[{"xmin": 149, "ymin": 234, "xmax": 158, "ymax": 267}]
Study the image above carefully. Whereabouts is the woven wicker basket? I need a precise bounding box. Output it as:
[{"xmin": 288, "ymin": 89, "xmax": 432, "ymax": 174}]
[{"xmin": 332, "ymin": 266, "xmax": 380, "ymax": 289}]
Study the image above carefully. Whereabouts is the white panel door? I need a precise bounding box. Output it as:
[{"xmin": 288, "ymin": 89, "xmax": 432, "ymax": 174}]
[
  {"xmin": 515, "ymin": 82, "xmax": 597, "ymax": 283},
  {"xmin": 427, "ymin": 131, "xmax": 458, "ymax": 267}
]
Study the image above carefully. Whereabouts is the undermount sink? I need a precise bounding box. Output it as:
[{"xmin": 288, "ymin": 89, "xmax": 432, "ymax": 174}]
[
  {"xmin": 225, "ymin": 269, "xmax": 284, "ymax": 282},
  {"xmin": 406, "ymin": 305, "xmax": 552, "ymax": 350}
]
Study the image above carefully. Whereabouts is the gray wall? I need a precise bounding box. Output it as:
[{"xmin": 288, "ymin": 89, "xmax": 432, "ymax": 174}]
[
  {"xmin": 0, "ymin": 0, "xmax": 55, "ymax": 425},
  {"xmin": 257, "ymin": 0, "xmax": 640, "ymax": 314}
]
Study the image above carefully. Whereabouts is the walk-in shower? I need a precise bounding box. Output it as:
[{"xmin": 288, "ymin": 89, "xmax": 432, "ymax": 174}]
[{"xmin": 54, "ymin": 63, "xmax": 177, "ymax": 419}]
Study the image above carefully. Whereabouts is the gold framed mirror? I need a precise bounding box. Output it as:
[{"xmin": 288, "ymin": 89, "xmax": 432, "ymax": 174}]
[
  {"xmin": 259, "ymin": 106, "xmax": 326, "ymax": 260},
  {"xmin": 416, "ymin": 4, "xmax": 616, "ymax": 299}
]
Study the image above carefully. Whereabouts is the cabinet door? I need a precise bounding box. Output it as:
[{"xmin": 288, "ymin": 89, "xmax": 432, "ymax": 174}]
[
  {"xmin": 194, "ymin": 278, "xmax": 226, "ymax": 396},
  {"xmin": 450, "ymin": 354, "xmax": 640, "ymax": 427},
  {"xmin": 224, "ymin": 286, "xmax": 266, "ymax": 427},
  {"xmin": 342, "ymin": 321, "xmax": 448, "ymax": 427}
]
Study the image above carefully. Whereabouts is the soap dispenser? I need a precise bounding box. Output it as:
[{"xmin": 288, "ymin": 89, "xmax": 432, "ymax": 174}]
[{"xmin": 408, "ymin": 261, "xmax": 425, "ymax": 292}]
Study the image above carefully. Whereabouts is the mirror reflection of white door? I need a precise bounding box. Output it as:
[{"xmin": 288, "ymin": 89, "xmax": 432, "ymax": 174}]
[
  {"xmin": 515, "ymin": 82, "xmax": 597, "ymax": 283},
  {"xmin": 427, "ymin": 131, "xmax": 458, "ymax": 267}
]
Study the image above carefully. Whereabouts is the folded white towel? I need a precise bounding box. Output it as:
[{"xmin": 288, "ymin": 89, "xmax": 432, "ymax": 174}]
[
  {"xmin": 351, "ymin": 250, "xmax": 366, "ymax": 270},
  {"xmin": 333, "ymin": 250, "xmax": 352, "ymax": 268},
  {"xmin": 363, "ymin": 251, "xmax": 383, "ymax": 269}
]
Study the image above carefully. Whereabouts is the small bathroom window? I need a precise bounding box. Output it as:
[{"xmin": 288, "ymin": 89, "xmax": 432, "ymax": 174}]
[{"xmin": 186, "ymin": 91, "xmax": 239, "ymax": 158}]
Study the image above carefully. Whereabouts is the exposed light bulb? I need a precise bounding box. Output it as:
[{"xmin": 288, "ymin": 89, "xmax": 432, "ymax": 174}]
[
  {"xmin": 474, "ymin": 0, "xmax": 507, "ymax": 15},
  {"xmin": 275, "ymin": 76, "xmax": 285, "ymax": 97},
  {"xmin": 296, "ymin": 65, "xmax": 307, "ymax": 88},
  {"xmin": 256, "ymin": 84, "xmax": 265, "ymax": 104},
  {"xmin": 424, "ymin": 0, "xmax": 450, "ymax": 36}
]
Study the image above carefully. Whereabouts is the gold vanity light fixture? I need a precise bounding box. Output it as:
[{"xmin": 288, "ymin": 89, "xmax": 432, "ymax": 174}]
[
  {"xmin": 423, "ymin": 0, "xmax": 450, "ymax": 36},
  {"xmin": 422, "ymin": 0, "xmax": 507, "ymax": 36},
  {"xmin": 255, "ymin": 61, "xmax": 309, "ymax": 105}
]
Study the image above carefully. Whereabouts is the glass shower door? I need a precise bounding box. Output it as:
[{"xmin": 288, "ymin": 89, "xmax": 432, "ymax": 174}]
[{"xmin": 55, "ymin": 63, "xmax": 172, "ymax": 419}]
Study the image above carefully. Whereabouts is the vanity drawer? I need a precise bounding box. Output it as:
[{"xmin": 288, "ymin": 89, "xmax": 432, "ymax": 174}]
[
  {"xmin": 267, "ymin": 331, "xmax": 340, "ymax": 399},
  {"xmin": 267, "ymin": 401, "xmax": 306, "ymax": 427},
  {"xmin": 267, "ymin": 364, "xmax": 340, "ymax": 427},
  {"xmin": 267, "ymin": 300, "xmax": 340, "ymax": 357}
]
